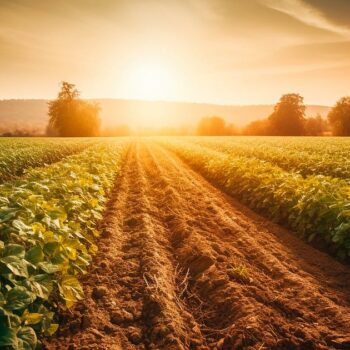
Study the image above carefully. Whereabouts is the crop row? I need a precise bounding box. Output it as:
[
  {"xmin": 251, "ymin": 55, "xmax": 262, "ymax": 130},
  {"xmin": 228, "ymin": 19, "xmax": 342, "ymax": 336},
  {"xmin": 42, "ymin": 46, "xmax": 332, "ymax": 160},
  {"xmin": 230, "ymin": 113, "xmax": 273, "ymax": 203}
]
[
  {"xmin": 0, "ymin": 140, "xmax": 128, "ymax": 349},
  {"xmin": 0, "ymin": 138, "xmax": 95, "ymax": 183},
  {"xmin": 186, "ymin": 136, "xmax": 350, "ymax": 179},
  {"xmin": 161, "ymin": 139, "xmax": 350, "ymax": 258},
  {"xmin": 197, "ymin": 136, "xmax": 350, "ymax": 156}
]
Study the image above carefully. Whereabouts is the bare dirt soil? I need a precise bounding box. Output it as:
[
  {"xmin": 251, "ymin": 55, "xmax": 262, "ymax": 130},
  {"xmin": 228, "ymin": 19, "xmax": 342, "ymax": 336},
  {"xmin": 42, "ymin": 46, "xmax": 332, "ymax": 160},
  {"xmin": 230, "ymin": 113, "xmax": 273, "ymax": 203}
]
[{"xmin": 44, "ymin": 140, "xmax": 350, "ymax": 350}]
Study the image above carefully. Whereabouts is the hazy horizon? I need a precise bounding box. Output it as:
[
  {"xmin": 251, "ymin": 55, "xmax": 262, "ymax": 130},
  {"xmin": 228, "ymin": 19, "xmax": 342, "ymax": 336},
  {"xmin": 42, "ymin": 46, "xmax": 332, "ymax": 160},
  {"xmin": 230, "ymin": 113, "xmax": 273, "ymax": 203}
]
[
  {"xmin": 0, "ymin": 98, "xmax": 331, "ymax": 131},
  {"xmin": 0, "ymin": 96, "xmax": 333, "ymax": 108},
  {"xmin": 1, "ymin": 0, "xmax": 350, "ymax": 105}
]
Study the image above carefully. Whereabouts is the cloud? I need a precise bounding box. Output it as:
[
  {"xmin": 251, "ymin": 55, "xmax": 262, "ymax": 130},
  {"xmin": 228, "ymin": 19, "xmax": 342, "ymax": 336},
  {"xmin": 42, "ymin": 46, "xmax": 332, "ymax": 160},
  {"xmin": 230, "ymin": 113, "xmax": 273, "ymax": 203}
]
[
  {"xmin": 238, "ymin": 41, "xmax": 350, "ymax": 70},
  {"xmin": 259, "ymin": 0, "xmax": 350, "ymax": 36},
  {"xmin": 0, "ymin": 0, "xmax": 349, "ymax": 104},
  {"xmin": 304, "ymin": 0, "xmax": 350, "ymax": 27}
]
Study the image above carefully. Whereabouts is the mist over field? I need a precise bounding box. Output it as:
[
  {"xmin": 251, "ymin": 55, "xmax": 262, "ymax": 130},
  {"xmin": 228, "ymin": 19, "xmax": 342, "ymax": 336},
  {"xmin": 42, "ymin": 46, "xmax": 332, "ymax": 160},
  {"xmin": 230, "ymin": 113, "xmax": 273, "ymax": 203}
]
[{"xmin": 0, "ymin": 99, "xmax": 331, "ymax": 131}]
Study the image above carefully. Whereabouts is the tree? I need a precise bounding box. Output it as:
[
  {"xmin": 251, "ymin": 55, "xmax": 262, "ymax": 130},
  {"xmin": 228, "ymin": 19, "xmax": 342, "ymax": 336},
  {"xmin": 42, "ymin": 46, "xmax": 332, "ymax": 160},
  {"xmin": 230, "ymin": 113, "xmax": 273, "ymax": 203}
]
[
  {"xmin": 268, "ymin": 93, "xmax": 306, "ymax": 136},
  {"xmin": 304, "ymin": 114, "xmax": 327, "ymax": 136},
  {"xmin": 328, "ymin": 97, "xmax": 350, "ymax": 136},
  {"xmin": 243, "ymin": 119, "xmax": 271, "ymax": 136},
  {"xmin": 197, "ymin": 116, "xmax": 235, "ymax": 136},
  {"xmin": 47, "ymin": 82, "xmax": 101, "ymax": 137}
]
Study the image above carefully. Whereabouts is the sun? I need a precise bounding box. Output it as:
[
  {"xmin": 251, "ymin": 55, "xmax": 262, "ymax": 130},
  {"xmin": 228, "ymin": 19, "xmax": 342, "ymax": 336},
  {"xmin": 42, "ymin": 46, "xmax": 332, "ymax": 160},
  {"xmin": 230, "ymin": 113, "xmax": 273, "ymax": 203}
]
[{"xmin": 126, "ymin": 62, "xmax": 175, "ymax": 101}]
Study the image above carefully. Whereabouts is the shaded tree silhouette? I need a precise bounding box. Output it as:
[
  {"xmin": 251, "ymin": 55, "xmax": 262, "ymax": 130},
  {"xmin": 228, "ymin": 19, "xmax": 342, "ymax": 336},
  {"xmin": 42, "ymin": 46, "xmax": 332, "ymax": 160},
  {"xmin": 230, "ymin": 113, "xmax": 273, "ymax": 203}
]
[
  {"xmin": 304, "ymin": 114, "xmax": 327, "ymax": 136},
  {"xmin": 268, "ymin": 94, "xmax": 306, "ymax": 136},
  {"xmin": 243, "ymin": 119, "xmax": 271, "ymax": 136},
  {"xmin": 47, "ymin": 82, "xmax": 100, "ymax": 137},
  {"xmin": 328, "ymin": 97, "xmax": 350, "ymax": 136},
  {"xmin": 197, "ymin": 116, "xmax": 235, "ymax": 136}
]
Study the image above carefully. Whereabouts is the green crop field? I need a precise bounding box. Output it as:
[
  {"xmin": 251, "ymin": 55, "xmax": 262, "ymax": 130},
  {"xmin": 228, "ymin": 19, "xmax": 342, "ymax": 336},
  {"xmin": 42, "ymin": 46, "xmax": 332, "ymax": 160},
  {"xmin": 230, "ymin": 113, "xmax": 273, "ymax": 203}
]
[
  {"xmin": 160, "ymin": 136, "xmax": 350, "ymax": 257},
  {"xmin": 0, "ymin": 138, "xmax": 128, "ymax": 349},
  {"xmin": 2, "ymin": 136, "xmax": 350, "ymax": 349},
  {"xmin": 0, "ymin": 138, "xmax": 96, "ymax": 183}
]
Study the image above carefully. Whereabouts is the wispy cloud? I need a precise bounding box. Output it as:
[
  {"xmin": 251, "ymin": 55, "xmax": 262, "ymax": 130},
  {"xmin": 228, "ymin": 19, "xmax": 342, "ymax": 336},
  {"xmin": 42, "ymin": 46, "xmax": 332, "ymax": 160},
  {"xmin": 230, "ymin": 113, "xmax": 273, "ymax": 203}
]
[
  {"xmin": 259, "ymin": 0, "xmax": 350, "ymax": 36},
  {"xmin": 0, "ymin": 0, "xmax": 349, "ymax": 104}
]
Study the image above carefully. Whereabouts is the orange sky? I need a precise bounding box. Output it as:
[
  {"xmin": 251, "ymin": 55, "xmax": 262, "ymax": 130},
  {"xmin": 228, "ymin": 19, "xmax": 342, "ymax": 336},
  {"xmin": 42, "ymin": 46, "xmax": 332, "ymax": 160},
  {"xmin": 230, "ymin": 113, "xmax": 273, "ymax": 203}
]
[{"xmin": 0, "ymin": 0, "xmax": 349, "ymax": 105}]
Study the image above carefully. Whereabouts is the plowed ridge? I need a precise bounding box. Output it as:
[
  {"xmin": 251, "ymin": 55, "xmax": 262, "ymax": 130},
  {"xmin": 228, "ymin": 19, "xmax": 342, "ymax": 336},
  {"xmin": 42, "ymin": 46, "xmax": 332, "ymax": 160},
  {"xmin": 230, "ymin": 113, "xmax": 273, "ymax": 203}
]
[{"xmin": 45, "ymin": 140, "xmax": 350, "ymax": 350}]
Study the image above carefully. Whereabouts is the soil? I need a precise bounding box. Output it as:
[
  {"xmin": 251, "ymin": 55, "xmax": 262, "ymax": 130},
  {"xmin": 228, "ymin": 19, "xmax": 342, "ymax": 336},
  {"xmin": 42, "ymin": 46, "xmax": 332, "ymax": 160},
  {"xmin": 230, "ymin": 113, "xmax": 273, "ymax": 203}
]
[{"xmin": 44, "ymin": 140, "xmax": 350, "ymax": 350}]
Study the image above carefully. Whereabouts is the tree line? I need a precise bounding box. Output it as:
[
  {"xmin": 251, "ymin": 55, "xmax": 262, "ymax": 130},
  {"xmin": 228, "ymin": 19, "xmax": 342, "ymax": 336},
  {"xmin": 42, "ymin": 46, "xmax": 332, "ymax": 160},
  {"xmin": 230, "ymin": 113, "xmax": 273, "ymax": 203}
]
[
  {"xmin": 243, "ymin": 94, "xmax": 350, "ymax": 136},
  {"xmin": 46, "ymin": 82, "xmax": 350, "ymax": 137},
  {"xmin": 197, "ymin": 94, "xmax": 350, "ymax": 136}
]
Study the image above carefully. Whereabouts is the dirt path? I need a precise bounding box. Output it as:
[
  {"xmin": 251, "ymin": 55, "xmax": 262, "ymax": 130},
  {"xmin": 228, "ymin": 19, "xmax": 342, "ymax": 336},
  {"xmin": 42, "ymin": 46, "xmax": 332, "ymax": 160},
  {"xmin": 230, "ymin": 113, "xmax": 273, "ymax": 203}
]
[{"xmin": 45, "ymin": 140, "xmax": 350, "ymax": 350}]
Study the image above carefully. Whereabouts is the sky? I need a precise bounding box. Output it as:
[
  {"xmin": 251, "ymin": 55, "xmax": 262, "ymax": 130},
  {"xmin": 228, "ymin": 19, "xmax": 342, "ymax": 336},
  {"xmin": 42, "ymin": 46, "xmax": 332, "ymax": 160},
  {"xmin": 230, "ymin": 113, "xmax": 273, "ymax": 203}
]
[{"xmin": 0, "ymin": 0, "xmax": 349, "ymax": 105}]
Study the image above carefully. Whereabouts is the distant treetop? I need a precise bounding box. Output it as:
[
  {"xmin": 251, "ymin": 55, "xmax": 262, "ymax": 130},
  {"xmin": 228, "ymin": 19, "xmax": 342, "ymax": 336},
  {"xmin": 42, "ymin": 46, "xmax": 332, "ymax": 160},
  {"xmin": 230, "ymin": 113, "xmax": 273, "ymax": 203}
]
[{"xmin": 47, "ymin": 81, "xmax": 100, "ymax": 137}]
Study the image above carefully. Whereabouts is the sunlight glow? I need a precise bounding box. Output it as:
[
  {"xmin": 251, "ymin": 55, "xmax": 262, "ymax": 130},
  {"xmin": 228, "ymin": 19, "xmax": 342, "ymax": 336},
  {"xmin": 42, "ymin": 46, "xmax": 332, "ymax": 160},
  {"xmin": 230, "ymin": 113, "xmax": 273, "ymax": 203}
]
[{"xmin": 126, "ymin": 62, "xmax": 176, "ymax": 101}]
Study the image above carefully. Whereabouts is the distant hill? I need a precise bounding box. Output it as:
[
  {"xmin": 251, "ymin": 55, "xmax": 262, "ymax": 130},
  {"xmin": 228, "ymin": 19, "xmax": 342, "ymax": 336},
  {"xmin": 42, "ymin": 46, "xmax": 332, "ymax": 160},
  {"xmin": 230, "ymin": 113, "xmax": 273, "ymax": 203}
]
[{"xmin": 0, "ymin": 99, "xmax": 331, "ymax": 131}]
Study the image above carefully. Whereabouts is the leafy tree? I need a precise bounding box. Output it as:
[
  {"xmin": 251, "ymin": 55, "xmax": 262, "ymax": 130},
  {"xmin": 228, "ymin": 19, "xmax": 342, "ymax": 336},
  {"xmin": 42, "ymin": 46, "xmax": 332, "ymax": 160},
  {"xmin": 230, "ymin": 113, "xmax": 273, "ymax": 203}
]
[
  {"xmin": 243, "ymin": 119, "xmax": 271, "ymax": 136},
  {"xmin": 328, "ymin": 97, "xmax": 350, "ymax": 136},
  {"xmin": 197, "ymin": 116, "xmax": 235, "ymax": 136},
  {"xmin": 47, "ymin": 82, "xmax": 100, "ymax": 137},
  {"xmin": 268, "ymin": 93, "xmax": 306, "ymax": 136},
  {"xmin": 304, "ymin": 114, "xmax": 327, "ymax": 136}
]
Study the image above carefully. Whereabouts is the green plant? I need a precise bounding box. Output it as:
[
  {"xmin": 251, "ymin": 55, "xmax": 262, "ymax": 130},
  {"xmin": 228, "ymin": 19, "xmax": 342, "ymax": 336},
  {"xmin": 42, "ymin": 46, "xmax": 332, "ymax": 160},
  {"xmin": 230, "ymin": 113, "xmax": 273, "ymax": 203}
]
[
  {"xmin": 0, "ymin": 141, "xmax": 128, "ymax": 349},
  {"xmin": 0, "ymin": 138, "xmax": 94, "ymax": 182},
  {"xmin": 161, "ymin": 138, "xmax": 350, "ymax": 259},
  {"xmin": 228, "ymin": 263, "xmax": 251, "ymax": 283}
]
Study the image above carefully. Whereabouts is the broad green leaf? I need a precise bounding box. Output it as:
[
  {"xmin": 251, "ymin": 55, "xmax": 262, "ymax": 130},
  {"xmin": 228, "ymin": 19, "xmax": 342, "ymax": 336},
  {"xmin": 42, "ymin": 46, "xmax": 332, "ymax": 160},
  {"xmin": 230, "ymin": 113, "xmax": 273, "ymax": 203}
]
[
  {"xmin": 57, "ymin": 275, "xmax": 83, "ymax": 308},
  {"xmin": 37, "ymin": 262, "xmax": 60, "ymax": 274},
  {"xmin": 3, "ymin": 244, "xmax": 26, "ymax": 258},
  {"xmin": 0, "ymin": 196, "xmax": 9, "ymax": 205},
  {"xmin": 12, "ymin": 220, "xmax": 31, "ymax": 232},
  {"xmin": 25, "ymin": 246, "xmax": 44, "ymax": 264},
  {"xmin": 17, "ymin": 326, "xmax": 37, "ymax": 350},
  {"xmin": 5, "ymin": 287, "xmax": 35, "ymax": 311},
  {"xmin": 0, "ymin": 256, "xmax": 29, "ymax": 277},
  {"xmin": 20, "ymin": 275, "xmax": 53, "ymax": 300},
  {"xmin": 0, "ymin": 210, "xmax": 17, "ymax": 223},
  {"xmin": 22, "ymin": 311, "xmax": 43, "ymax": 325},
  {"xmin": 0, "ymin": 324, "xmax": 17, "ymax": 347},
  {"xmin": 44, "ymin": 323, "xmax": 59, "ymax": 336},
  {"xmin": 43, "ymin": 241, "xmax": 61, "ymax": 256},
  {"xmin": 0, "ymin": 306, "xmax": 21, "ymax": 328}
]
